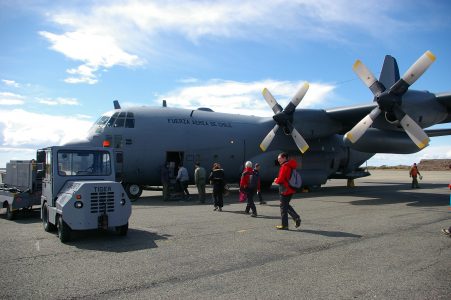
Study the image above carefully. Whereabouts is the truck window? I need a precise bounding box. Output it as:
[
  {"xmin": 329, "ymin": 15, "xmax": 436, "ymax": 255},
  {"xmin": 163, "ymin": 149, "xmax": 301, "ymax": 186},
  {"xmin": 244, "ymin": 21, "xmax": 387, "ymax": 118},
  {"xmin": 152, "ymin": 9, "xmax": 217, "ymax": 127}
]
[{"xmin": 57, "ymin": 150, "xmax": 112, "ymax": 176}]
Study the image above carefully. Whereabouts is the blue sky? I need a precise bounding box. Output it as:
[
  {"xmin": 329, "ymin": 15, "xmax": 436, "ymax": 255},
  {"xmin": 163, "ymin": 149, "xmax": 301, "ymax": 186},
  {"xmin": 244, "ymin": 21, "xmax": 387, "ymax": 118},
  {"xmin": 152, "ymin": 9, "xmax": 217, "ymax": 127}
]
[{"xmin": 0, "ymin": 0, "xmax": 450, "ymax": 167}]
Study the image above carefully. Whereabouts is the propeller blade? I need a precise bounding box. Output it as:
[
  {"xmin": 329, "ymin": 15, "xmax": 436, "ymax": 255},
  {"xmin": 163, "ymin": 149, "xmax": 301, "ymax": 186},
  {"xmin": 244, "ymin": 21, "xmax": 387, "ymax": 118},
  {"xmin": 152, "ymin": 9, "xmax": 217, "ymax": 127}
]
[
  {"xmin": 290, "ymin": 126, "xmax": 309, "ymax": 154},
  {"xmin": 390, "ymin": 51, "xmax": 436, "ymax": 96},
  {"xmin": 284, "ymin": 82, "xmax": 309, "ymax": 114},
  {"xmin": 399, "ymin": 114, "xmax": 430, "ymax": 149},
  {"xmin": 344, "ymin": 107, "xmax": 382, "ymax": 144},
  {"xmin": 262, "ymin": 88, "xmax": 283, "ymax": 114},
  {"xmin": 260, "ymin": 124, "xmax": 279, "ymax": 152},
  {"xmin": 401, "ymin": 50, "xmax": 436, "ymax": 86},
  {"xmin": 353, "ymin": 60, "xmax": 385, "ymax": 95}
]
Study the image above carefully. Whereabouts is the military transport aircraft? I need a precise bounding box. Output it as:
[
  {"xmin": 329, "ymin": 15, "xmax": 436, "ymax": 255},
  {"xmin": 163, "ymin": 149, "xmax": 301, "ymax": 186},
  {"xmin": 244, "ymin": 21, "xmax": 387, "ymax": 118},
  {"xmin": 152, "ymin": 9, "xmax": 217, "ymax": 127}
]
[{"xmin": 67, "ymin": 51, "xmax": 451, "ymax": 200}]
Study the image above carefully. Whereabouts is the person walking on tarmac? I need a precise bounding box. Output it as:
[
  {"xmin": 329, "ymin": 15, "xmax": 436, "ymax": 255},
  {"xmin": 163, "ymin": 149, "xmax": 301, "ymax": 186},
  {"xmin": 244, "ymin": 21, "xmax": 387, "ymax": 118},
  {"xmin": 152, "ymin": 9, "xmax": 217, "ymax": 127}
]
[
  {"xmin": 209, "ymin": 163, "xmax": 225, "ymax": 211},
  {"xmin": 253, "ymin": 163, "xmax": 266, "ymax": 205},
  {"xmin": 274, "ymin": 152, "xmax": 301, "ymax": 230},
  {"xmin": 409, "ymin": 163, "xmax": 422, "ymax": 188},
  {"xmin": 194, "ymin": 162, "xmax": 207, "ymax": 203},
  {"xmin": 240, "ymin": 161, "xmax": 258, "ymax": 217},
  {"xmin": 176, "ymin": 164, "xmax": 190, "ymax": 199}
]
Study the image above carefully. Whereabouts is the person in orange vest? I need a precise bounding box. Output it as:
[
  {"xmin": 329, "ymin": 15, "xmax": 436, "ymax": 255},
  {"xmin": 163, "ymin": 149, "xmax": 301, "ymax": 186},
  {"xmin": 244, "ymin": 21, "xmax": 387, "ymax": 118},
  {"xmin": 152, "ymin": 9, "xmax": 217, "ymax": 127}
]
[{"xmin": 409, "ymin": 163, "xmax": 422, "ymax": 188}]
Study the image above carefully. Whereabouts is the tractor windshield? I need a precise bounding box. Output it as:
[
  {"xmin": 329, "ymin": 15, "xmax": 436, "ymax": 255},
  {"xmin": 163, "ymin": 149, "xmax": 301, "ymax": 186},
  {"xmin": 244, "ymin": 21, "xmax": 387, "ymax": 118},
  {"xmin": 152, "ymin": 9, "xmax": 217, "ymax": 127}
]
[{"xmin": 57, "ymin": 150, "xmax": 112, "ymax": 177}]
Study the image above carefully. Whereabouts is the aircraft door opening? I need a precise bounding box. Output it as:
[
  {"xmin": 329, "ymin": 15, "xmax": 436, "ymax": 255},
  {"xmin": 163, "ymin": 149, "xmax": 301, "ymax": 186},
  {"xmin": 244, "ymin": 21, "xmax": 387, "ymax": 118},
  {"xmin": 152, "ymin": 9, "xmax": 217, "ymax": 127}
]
[{"xmin": 166, "ymin": 151, "xmax": 184, "ymax": 179}]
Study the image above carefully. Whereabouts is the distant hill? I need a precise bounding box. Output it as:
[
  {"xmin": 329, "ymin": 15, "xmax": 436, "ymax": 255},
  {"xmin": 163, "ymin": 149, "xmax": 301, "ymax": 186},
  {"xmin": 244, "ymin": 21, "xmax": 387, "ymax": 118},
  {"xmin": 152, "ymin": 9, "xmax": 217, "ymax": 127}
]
[
  {"xmin": 417, "ymin": 159, "xmax": 451, "ymax": 171},
  {"xmin": 368, "ymin": 159, "xmax": 451, "ymax": 171}
]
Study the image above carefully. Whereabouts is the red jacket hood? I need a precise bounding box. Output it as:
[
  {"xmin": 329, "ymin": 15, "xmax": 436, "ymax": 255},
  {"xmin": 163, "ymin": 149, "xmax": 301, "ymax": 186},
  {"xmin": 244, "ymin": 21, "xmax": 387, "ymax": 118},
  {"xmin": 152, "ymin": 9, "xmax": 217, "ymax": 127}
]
[{"xmin": 285, "ymin": 159, "xmax": 297, "ymax": 169}]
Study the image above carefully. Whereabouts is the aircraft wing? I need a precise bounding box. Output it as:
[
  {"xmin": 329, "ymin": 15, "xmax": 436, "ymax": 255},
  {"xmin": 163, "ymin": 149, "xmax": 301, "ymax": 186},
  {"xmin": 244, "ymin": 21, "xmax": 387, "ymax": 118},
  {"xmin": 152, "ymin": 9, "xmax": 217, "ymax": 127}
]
[
  {"xmin": 436, "ymin": 92, "xmax": 451, "ymax": 123},
  {"xmin": 325, "ymin": 103, "xmax": 377, "ymax": 134},
  {"xmin": 425, "ymin": 128, "xmax": 451, "ymax": 137}
]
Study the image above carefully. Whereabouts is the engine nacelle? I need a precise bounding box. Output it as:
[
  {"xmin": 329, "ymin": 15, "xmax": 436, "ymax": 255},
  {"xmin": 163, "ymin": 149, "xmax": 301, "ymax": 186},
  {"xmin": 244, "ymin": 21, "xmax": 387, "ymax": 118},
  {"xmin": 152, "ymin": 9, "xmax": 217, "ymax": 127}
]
[{"xmin": 347, "ymin": 128, "xmax": 421, "ymax": 154}]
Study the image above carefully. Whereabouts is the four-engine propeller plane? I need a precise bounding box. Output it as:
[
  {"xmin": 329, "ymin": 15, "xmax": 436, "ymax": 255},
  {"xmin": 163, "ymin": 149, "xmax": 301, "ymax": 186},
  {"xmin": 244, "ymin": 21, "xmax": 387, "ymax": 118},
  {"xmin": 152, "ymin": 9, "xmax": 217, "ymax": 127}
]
[{"xmin": 67, "ymin": 51, "xmax": 451, "ymax": 200}]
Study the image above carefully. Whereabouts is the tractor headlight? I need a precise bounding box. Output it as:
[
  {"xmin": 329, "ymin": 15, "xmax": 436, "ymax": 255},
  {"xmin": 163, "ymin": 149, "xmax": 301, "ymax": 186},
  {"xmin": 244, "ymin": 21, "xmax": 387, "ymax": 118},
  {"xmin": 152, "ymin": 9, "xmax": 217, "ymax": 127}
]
[
  {"xmin": 120, "ymin": 199, "xmax": 126, "ymax": 206},
  {"xmin": 74, "ymin": 201, "xmax": 83, "ymax": 209}
]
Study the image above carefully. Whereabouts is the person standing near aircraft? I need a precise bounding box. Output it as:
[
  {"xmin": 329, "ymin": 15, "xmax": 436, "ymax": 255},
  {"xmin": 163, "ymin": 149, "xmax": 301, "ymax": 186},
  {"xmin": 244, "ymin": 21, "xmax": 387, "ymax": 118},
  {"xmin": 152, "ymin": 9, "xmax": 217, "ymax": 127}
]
[
  {"xmin": 194, "ymin": 162, "xmax": 207, "ymax": 203},
  {"xmin": 274, "ymin": 152, "xmax": 301, "ymax": 230},
  {"xmin": 409, "ymin": 163, "xmax": 422, "ymax": 188},
  {"xmin": 176, "ymin": 164, "xmax": 190, "ymax": 200},
  {"xmin": 209, "ymin": 163, "xmax": 225, "ymax": 211},
  {"xmin": 240, "ymin": 161, "xmax": 258, "ymax": 217},
  {"xmin": 253, "ymin": 163, "xmax": 266, "ymax": 205}
]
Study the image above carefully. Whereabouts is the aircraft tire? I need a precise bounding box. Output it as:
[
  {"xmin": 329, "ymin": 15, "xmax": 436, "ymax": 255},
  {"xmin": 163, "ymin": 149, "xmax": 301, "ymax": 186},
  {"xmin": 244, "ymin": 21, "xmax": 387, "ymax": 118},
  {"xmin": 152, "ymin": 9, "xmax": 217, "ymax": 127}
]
[{"xmin": 125, "ymin": 183, "xmax": 142, "ymax": 201}]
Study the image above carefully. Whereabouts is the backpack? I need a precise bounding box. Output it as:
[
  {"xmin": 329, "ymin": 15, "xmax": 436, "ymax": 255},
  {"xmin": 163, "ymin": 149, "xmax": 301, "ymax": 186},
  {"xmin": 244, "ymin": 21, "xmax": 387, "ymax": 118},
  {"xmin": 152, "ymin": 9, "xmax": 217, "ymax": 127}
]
[
  {"xmin": 288, "ymin": 169, "xmax": 302, "ymax": 189},
  {"xmin": 245, "ymin": 171, "xmax": 258, "ymax": 189}
]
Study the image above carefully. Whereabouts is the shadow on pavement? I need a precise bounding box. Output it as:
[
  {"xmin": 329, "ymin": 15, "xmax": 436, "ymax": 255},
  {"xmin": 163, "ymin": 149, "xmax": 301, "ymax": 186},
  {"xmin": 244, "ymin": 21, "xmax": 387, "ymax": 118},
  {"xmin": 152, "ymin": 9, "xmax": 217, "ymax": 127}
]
[
  {"xmin": 300, "ymin": 229, "xmax": 362, "ymax": 238},
  {"xmin": 68, "ymin": 228, "xmax": 171, "ymax": 253}
]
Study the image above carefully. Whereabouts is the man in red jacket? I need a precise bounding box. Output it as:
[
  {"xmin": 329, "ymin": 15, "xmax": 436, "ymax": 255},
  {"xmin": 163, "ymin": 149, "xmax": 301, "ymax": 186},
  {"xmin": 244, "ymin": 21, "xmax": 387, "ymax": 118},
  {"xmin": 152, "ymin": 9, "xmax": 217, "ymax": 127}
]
[
  {"xmin": 240, "ymin": 161, "xmax": 258, "ymax": 217},
  {"xmin": 274, "ymin": 152, "xmax": 301, "ymax": 230}
]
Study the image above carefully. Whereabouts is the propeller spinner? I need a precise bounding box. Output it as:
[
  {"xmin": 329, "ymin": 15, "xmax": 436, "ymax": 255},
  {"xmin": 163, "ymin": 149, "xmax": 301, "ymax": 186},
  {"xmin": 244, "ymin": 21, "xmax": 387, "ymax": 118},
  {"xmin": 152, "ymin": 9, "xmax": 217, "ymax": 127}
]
[
  {"xmin": 260, "ymin": 83, "xmax": 310, "ymax": 153},
  {"xmin": 344, "ymin": 51, "xmax": 435, "ymax": 149}
]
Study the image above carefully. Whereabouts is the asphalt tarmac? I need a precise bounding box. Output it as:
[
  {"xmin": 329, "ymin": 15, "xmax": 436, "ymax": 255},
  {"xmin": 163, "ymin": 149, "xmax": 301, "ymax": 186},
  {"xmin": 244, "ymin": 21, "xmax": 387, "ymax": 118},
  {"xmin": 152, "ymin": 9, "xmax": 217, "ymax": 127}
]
[{"xmin": 0, "ymin": 170, "xmax": 450, "ymax": 299}]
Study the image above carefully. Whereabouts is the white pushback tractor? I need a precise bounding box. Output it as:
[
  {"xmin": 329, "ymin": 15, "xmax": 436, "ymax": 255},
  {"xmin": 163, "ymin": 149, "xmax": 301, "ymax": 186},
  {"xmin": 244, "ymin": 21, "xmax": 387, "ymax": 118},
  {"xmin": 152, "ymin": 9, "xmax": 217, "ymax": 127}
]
[{"xmin": 39, "ymin": 146, "xmax": 132, "ymax": 243}]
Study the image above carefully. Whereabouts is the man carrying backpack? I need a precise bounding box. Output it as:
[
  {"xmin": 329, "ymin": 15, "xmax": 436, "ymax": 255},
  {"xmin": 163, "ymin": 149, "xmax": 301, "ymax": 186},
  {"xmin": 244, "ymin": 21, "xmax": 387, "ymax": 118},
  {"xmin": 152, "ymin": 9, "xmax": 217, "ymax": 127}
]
[
  {"xmin": 274, "ymin": 152, "xmax": 301, "ymax": 230},
  {"xmin": 240, "ymin": 161, "xmax": 258, "ymax": 217}
]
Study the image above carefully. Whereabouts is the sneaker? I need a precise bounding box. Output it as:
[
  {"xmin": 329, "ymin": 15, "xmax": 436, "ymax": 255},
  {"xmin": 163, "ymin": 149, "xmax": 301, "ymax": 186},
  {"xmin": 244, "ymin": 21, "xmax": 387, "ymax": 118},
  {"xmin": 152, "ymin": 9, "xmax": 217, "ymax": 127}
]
[
  {"xmin": 213, "ymin": 206, "xmax": 218, "ymax": 211},
  {"xmin": 218, "ymin": 207, "xmax": 222, "ymax": 212},
  {"xmin": 250, "ymin": 213, "xmax": 257, "ymax": 217},
  {"xmin": 441, "ymin": 229, "xmax": 450, "ymax": 236},
  {"xmin": 275, "ymin": 225, "xmax": 289, "ymax": 230},
  {"xmin": 244, "ymin": 211, "xmax": 250, "ymax": 215},
  {"xmin": 295, "ymin": 218, "xmax": 301, "ymax": 228}
]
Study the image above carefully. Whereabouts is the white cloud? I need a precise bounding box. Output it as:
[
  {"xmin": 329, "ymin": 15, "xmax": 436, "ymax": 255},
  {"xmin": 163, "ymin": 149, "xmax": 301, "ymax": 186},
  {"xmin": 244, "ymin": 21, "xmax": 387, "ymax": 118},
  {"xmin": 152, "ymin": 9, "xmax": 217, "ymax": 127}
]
[
  {"xmin": 0, "ymin": 109, "xmax": 92, "ymax": 150},
  {"xmin": 2, "ymin": 79, "xmax": 20, "ymax": 88},
  {"xmin": 0, "ymin": 92, "xmax": 25, "ymax": 105},
  {"xmin": 367, "ymin": 144, "xmax": 451, "ymax": 167},
  {"xmin": 39, "ymin": 0, "xmax": 413, "ymax": 84},
  {"xmin": 38, "ymin": 97, "xmax": 80, "ymax": 106},
  {"xmin": 39, "ymin": 30, "xmax": 142, "ymax": 85},
  {"xmin": 153, "ymin": 79, "xmax": 335, "ymax": 116}
]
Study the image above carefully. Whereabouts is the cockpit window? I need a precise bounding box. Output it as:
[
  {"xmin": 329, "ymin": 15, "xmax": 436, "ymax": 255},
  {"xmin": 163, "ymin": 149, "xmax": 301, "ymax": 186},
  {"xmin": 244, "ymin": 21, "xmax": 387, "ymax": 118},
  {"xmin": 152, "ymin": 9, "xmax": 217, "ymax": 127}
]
[
  {"xmin": 106, "ymin": 112, "xmax": 119, "ymax": 127},
  {"xmin": 125, "ymin": 118, "xmax": 135, "ymax": 128},
  {"xmin": 95, "ymin": 116, "xmax": 110, "ymax": 126},
  {"xmin": 90, "ymin": 111, "xmax": 135, "ymax": 134},
  {"xmin": 105, "ymin": 111, "xmax": 135, "ymax": 128}
]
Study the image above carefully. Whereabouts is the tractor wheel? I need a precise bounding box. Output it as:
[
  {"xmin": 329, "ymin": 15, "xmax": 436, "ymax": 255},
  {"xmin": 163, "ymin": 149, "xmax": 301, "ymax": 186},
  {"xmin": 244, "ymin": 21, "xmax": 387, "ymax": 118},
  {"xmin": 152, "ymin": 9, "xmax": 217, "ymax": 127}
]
[
  {"xmin": 115, "ymin": 222, "xmax": 129, "ymax": 236},
  {"xmin": 5, "ymin": 204, "xmax": 14, "ymax": 220},
  {"xmin": 57, "ymin": 215, "xmax": 71, "ymax": 243},
  {"xmin": 42, "ymin": 203, "xmax": 56, "ymax": 232}
]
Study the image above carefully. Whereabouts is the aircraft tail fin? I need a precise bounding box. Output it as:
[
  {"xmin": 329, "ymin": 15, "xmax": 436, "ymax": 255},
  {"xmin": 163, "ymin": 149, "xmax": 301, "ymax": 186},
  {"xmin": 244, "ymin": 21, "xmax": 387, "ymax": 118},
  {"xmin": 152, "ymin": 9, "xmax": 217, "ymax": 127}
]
[
  {"xmin": 113, "ymin": 100, "xmax": 121, "ymax": 109},
  {"xmin": 378, "ymin": 55, "xmax": 400, "ymax": 91}
]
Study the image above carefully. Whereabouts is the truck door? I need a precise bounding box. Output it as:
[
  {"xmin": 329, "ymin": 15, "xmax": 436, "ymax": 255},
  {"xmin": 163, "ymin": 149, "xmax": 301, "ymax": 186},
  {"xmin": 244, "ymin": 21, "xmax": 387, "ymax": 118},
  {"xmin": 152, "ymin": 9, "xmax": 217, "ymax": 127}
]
[
  {"xmin": 41, "ymin": 149, "xmax": 55, "ymax": 206},
  {"xmin": 115, "ymin": 150, "xmax": 123, "ymax": 182}
]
